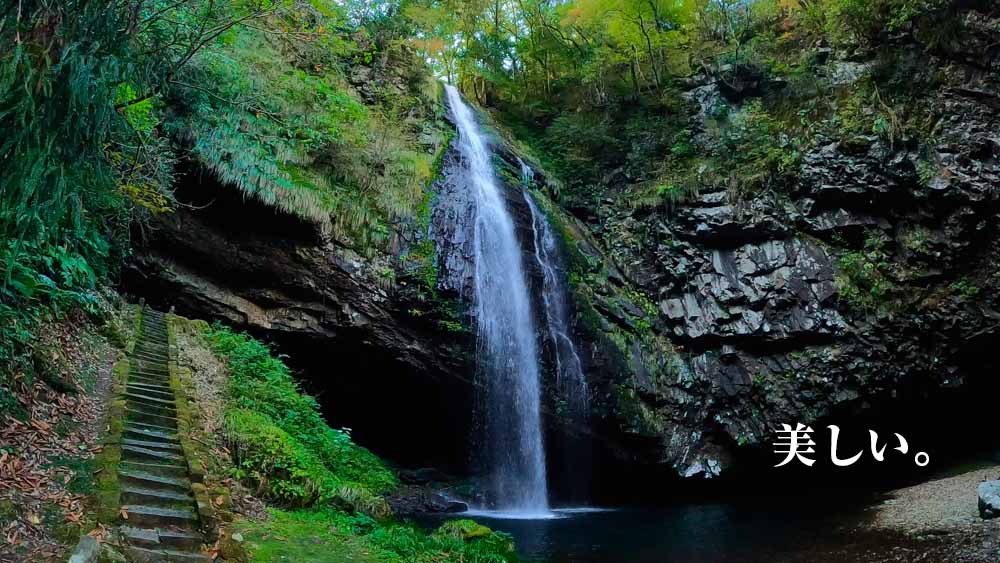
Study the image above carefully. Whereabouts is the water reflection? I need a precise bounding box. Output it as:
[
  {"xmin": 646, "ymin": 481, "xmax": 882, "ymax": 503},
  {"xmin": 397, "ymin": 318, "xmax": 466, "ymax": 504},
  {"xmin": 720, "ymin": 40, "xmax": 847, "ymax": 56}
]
[{"xmin": 419, "ymin": 496, "xmax": 881, "ymax": 563}]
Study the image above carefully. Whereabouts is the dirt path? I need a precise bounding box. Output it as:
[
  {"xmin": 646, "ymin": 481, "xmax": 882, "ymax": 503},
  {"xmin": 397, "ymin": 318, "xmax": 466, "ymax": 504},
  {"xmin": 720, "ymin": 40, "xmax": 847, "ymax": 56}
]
[{"xmin": 0, "ymin": 309, "xmax": 123, "ymax": 561}]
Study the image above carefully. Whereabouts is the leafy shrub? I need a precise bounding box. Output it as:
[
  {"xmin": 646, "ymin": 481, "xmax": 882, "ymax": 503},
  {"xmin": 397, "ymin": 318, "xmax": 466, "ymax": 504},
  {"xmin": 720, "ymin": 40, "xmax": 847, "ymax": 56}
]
[
  {"xmin": 836, "ymin": 232, "xmax": 895, "ymax": 312},
  {"xmin": 813, "ymin": 0, "xmax": 949, "ymax": 45},
  {"xmin": 719, "ymin": 100, "xmax": 803, "ymax": 197},
  {"xmin": 204, "ymin": 324, "xmax": 396, "ymax": 515},
  {"xmin": 225, "ymin": 409, "xmax": 329, "ymax": 506}
]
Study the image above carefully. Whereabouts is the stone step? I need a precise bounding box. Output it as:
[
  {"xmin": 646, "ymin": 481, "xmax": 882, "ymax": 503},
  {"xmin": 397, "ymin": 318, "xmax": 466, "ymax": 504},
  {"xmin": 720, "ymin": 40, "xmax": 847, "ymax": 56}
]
[
  {"xmin": 127, "ymin": 384, "xmax": 175, "ymax": 400},
  {"xmin": 120, "ymin": 460, "xmax": 189, "ymax": 479},
  {"xmin": 126, "ymin": 408, "xmax": 179, "ymax": 428},
  {"xmin": 134, "ymin": 354, "xmax": 169, "ymax": 364},
  {"xmin": 126, "ymin": 401, "xmax": 178, "ymax": 419},
  {"xmin": 122, "ymin": 444, "xmax": 186, "ymax": 464},
  {"xmin": 126, "ymin": 421, "xmax": 180, "ymax": 436},
  {"xmin": 131, "ymin": 363, "xmax": 169, "ymax": 374},
  {"xmin": 123, "ymin": 438, "xmax": 182, "ymax": 452},
  {"xmin": 128, "ymin": 374, "xmax": 171, "ymax": 386},
  {"xmin": 126, "ymin": 391, "xmax": 177, "ymax": 407},
  {"xmin": 130, "ymin": 366, "xmax": 169, "ymax": 375},
  {"xmin": 127, "ymin": 391, "xmax": 177, "ymax": 407},
  {"xmin": 124, "ymin": 545, "xmax": 211, "ymax": 563},
  {"xmin": 128, "ymin": 380, "xmax": 170, "ymax": 392},
  {"xmin": 121, "ymin": 485, "xmax": 194, "ymax": 507},
  {"xmin": 121, "ymin": 526, "xmax": 204, "ymax": 551},
  {"xmin": 121, "ymin": 505, "xmax": 198, "ymax": 529},
  {"xmin": 119, "ymin": 469, "xmax": 191, "ymax": 492},
  {"xmin": 126, "ymin": 397, "xmax": 177, "ymax": 415},
  {"xmin": 124, "ymin": 426, "xmax": 179, "ymax": 444}
]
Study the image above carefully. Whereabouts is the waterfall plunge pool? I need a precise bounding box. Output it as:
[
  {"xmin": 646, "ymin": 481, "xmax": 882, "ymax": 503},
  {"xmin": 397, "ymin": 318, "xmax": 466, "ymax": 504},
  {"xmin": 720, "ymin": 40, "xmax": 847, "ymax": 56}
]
[{"xmin": 415, "ymin": 489, "xmax": 940, "ymax": 562}]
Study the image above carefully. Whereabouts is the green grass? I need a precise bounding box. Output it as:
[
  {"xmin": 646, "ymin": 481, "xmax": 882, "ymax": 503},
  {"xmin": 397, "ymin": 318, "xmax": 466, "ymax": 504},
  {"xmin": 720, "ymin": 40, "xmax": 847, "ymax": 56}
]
[
  {"xmin": 236, "ymin": 508, "xmax": 379, "ymax": 562},
  {"xmin": 238, "ymin": 508, "xmax": 518, "ymax": 563}
]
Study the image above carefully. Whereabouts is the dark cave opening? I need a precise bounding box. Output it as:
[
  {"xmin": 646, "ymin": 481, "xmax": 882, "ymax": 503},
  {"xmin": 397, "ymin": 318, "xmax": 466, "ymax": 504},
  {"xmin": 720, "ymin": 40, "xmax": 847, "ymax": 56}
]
[{"xmin": 270, "ymin": 331, "xmax": 477, "ymax": 477}]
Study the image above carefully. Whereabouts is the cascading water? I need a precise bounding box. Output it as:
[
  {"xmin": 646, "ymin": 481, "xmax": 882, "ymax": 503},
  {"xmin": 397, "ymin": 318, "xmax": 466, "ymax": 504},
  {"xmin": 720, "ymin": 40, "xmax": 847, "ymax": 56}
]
[
  {"xmin": 519, "ymin": 160, "xmax": 588, "ymax": 419},
  {"xmin": 445, "ymin": 85, "xmax": 549, "ymax": 513}
]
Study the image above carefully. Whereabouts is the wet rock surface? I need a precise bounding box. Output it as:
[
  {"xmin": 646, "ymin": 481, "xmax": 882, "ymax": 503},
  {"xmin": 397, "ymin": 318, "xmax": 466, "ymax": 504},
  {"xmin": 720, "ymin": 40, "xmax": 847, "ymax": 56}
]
[
  {"xmin": 564, "ymin": 12, "xmax": 1000, "ymax": 478},
  {"xmin": 979, "ymin": 481, "xmax": 1000, "ymax": 519}
]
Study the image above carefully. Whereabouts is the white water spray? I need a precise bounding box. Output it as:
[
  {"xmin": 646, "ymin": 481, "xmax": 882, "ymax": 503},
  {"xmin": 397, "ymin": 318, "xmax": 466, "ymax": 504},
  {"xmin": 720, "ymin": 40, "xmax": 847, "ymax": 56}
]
[
  {"xmin": 445, "ymin": 85, "xmax": 549, "ymax": 513},
  {"xmin": 519, "ymin": 160, "xmax": 588, "ymax": 418}
]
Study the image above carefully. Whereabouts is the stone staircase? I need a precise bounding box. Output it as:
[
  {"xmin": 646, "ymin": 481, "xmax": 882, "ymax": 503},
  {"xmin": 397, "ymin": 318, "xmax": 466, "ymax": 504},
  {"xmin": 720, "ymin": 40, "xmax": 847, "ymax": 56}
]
[{"xmin": 116, "ymin": 308, "xmax": 210, "ymax": 562}]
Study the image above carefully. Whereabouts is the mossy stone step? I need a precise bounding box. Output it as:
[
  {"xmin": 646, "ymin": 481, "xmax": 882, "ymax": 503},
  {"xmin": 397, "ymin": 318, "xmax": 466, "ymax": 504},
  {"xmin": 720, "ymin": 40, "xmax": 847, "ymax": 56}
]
[
  {"xmin": 119, "ymin": 469, "xmax": 191, "ymax": 491},
  {"xmin": 124, "ymin": 545, "xmax": 211, "ymax": 563},
  {"xmin": 133, "ymin": 350, "xmax": 167, "ymax": 359},
  {"xmin": 127, "ymin": 392, "xmax": 176, "ymax": 407},
  {"xmin": 129, "ymin": 368, "xmax": 169, "ymax": 377},
  {"xmin": 124, "ymin": 427, "xmax": 179, "ymax": 444},
  {"xmin": 126, "ymin": 392, "xmax": 177, "ymax": 406},
  {"xmin": 126, "ymin": 398, "xmax": 177, "ymax": 415},
  {"xmin": 127, "ymin": 384, "xmax": 175, "ymax": 400},
  {"xmin": 126, "ymin": 408, "xmax": 179, "ymax": 428},
  {"xmin": 121, "ymin": 505, "xmax": 198, "ymax": 529},
  {"xmin": 125, "ymin": 422, "xmax": 178, "ymax": 438},
  {"xmin": 130, "ymin": 367, "xmax": 170, "ymax": 378},
  {"xmin": 127, "ymin": 378, "xmax": 172, "ymax": 388},
  {"xmin": 123, "ymin": 438, "xmax": 182, "ymax": 452},
  {"xmin": 121, "ymin": 485, "xmax": 195, "ymax": 507},
  {"xmin": 126, "ymin": 420, "xmax": 179, "ymax": 434},
  {"xmin": 121, "ymin": 526, "xmax": 204, "ymax": 551},
  {"xmin": 128, "ymin": 374, "xmax": 171, "ymax": 386},
  {"xmin": 134, "ymin": 354, "xmax": 169, "ymax": 364},
  {"xmin": 128, "ymin": 378, "xmax": 170, "ymax": 390},
  {"xmin": 123, "ymin": 444, "xmax": 186, "ymax": 464},
  {"xmin": 120, "ymin": 460, "xmax": 189, "ymax": 479},
  {"xmin": 126, "ymin": 401, "xmax": 178, "ymax": 419},
  {"xmin": 139, "ymin": 336, "xmax": 168, "ymax": 344}
]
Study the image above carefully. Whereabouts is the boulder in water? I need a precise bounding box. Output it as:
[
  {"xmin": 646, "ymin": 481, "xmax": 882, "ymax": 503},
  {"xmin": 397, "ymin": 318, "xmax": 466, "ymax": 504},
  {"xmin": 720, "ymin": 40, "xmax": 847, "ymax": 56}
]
[{"xmin": 977, "ymin": 481, "xmax": 1000, "ymax": 519}]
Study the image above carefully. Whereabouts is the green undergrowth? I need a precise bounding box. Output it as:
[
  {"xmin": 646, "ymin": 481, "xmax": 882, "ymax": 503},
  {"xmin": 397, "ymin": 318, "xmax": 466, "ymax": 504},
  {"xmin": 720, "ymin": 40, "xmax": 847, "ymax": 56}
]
[
  {"xmin": 237, "ymin": 508, "xmax": 516, "ymax": 563},
  {"xmin": 201, "ymin": 323, "xmax": 517, "ymax": 561},
  {"xmin": 203, "ymin": 324, "xmax": 395, "ymax": 513}
]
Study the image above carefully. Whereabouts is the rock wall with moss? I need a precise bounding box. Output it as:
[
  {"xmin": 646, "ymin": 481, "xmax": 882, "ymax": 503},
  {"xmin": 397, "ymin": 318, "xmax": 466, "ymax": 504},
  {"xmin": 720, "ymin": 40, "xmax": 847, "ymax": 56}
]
[{"xmin": 488, "ymin": 5, "xmax": 1000, "ymax": 477}]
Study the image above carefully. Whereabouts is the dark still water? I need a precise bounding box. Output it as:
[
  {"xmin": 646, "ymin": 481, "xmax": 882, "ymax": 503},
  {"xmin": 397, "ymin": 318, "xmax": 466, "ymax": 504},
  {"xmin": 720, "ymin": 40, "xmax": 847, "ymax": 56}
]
[{"xmin": 419, "ymin": 490, "xmax": 913, "ymax": 563}]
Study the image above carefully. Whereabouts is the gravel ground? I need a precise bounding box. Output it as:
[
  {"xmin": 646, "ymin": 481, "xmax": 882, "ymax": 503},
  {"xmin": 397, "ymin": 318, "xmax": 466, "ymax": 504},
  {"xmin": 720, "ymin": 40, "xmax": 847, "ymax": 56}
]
[{"xmin": 860, "ymin": 465, "xmax": 1000, "ymax": 562}]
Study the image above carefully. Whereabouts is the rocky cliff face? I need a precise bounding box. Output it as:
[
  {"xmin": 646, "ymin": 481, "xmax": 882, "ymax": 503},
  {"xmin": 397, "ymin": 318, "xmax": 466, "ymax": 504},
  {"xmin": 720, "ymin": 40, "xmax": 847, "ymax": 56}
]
[{"xmin": 560, "ymin": 8, "xmax": 1000, "ymax": 477}]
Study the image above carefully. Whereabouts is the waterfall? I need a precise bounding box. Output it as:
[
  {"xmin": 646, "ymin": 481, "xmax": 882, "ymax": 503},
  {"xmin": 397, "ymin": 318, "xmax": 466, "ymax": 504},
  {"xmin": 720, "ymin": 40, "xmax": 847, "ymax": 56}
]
[
  {"xmin": 445, "ymin": 85, "xmax": 549, "ymax": 513},
  {"xmin": 519, "ymin": 160, "xmax": 588, "ymax": 419}
]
